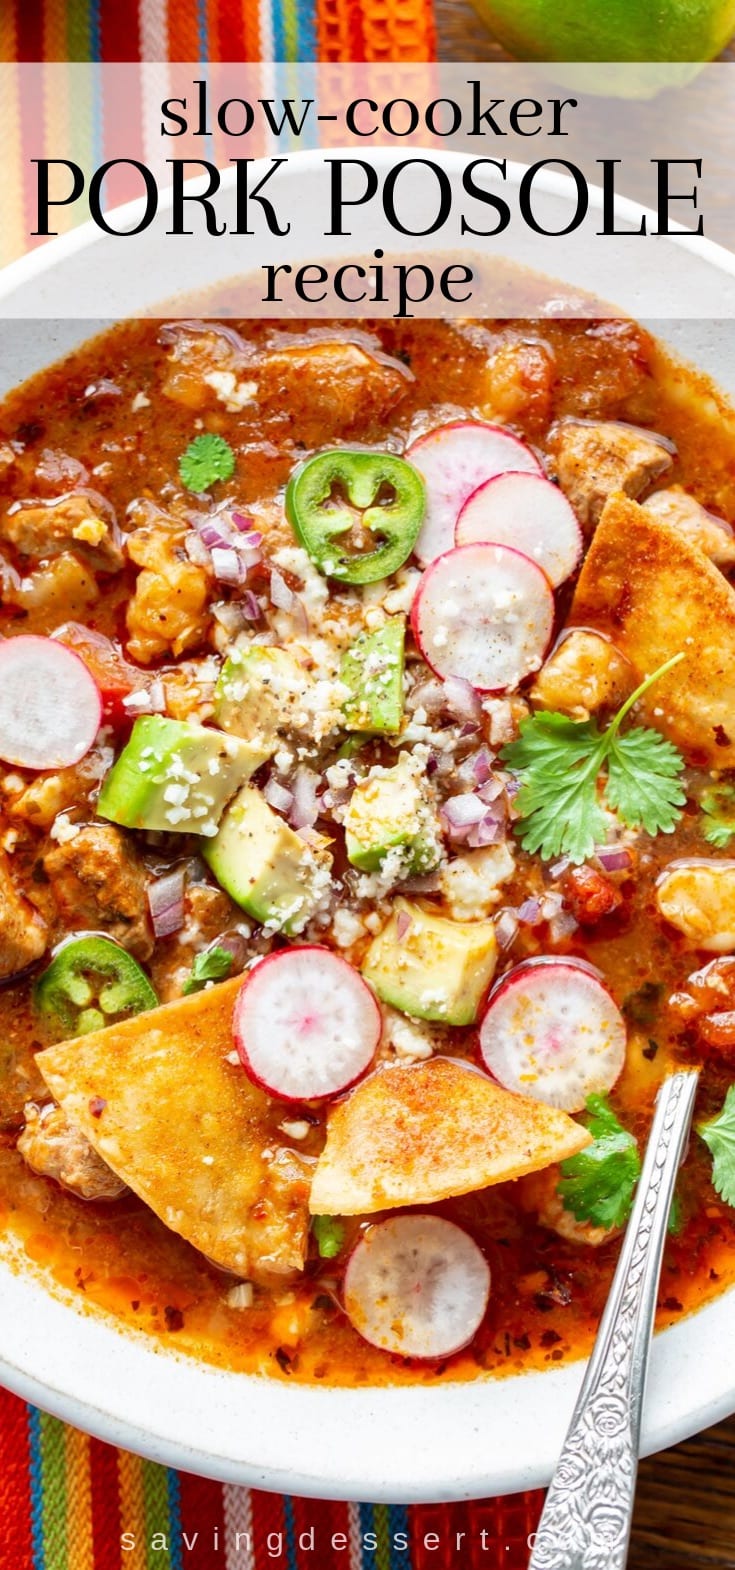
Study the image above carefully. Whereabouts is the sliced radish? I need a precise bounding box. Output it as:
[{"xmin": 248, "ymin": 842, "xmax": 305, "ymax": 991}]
[
  {"xmin": 343, "ymin": 1215, "xmax": 490, "ymax": 1360},
  {"xmin": 0, "ymin": 634, "xmax": 102, "ymax": 770},
  {"xmin": 407, "ymin": 421, "xmax": 542, "ymax": 566},
  {"xmin": 456, "ymin": 472, "xmax": 582, "ymax": 589},
  {"xmin": 411, "ymin": 543, "xmax": 553, "ymax": 693},
  {"xmin": 479, "ymin": 957, "xmax": 626, "ymax": 1113},
  {"xmin": 234, "ymin": 947, "xmax": 381, "ymax": 1102}
]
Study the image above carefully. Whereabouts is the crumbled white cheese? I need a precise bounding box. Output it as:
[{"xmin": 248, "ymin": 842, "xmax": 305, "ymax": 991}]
[
  {"xmin": 48, "ymin": 813, "xmax": 81, "ymax": 845},
  {"xmin": 384, "ymin": 1009, "xmax": 438, "ymax": 1062},
  {"xmin": 131, "ymin": 391, "xmax": 150, "ymax": 411},
  {"xmin": 203, "ymin": 369, "xmax": 258, "ymax": 411},
  {"xmin": 272, "ymin": 544, "xmax": 330, "ymax": 616},
  {"xmin": 382, "ymin": 567, "xmax": 421, "ymax": 616},
  {"xmin": 331, "ymin": 907, "xmax": 366, "ymax": 948},
  {"xmin": 440, "ymin": 843, "xmax": 515, "ymax": 921}
]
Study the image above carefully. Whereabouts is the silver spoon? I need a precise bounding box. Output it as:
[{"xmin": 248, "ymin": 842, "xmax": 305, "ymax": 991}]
[{"xmin": 527, "ymin": 1069, "xmax": 700, "ymax": 1570}]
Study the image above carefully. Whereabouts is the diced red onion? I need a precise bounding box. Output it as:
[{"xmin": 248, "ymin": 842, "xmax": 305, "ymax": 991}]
[
  {"xmin": 408, "ymin": 677, "xmax": 445, "ymax": 716},
  {"xmin": 478, "ymin": 777, "xmax": 504, "ymax": 806},
  {"xmin": 211, "ymin": 547, "xmax": 245, "ymax": 585},
  {"xmin": 160, "ymin": 319, "xmax": 250, "ymax": 357},
  {"xmin": 147, "ymin": 869, "xmax": 185, "ymax": 938},
  {"xmin": 212, "ymin": 601, "xmax": 246, "ymax": 636},
  {"xmin": 264, "ymin": 778, "xmax": 294, "ymax": 814},
  {"xmin": 595, "ymin": 847, "xmax": 634, "ymax": 873},
  {"xmin": 443, "ymin": 674, "xmax": 482, "ymax": 723},
  {"xmin": 196, "ymin": 518, "xmax": 234, "ymax": 553},
  {"xmin": 396, "ymin": 909, "xmax": 412, "ymax": 942},
  {"xmin": 214, "ymin": 930, "xmax": 250, "ymax": 972},
  {"xmin": 495, "ymin": 908, "xmax": 519, "ymax": 949},
  {"xmin": 550, "ymin": 857, "xmax": 572, "ymax": 879},
  {"xmin": 322, "ymin": 786, "xmax": 351, "ymax": 811},
  {"xmin": 184, "ymin": 532, "xmax": 213, "ymax": 568},
  {"xmin": 122, "ymin": 679, "xmax": 166, "ymax": 717},
  {"xmin": 549, "ymin": 911, "xmax": 579, "ymax": 943},
  {"xmin": 442, "ymin": 794, "xmax": 487, "ymax": 829},
  {"xmin": 295, "ymin": 825, "xmax": 322, "ymax": 845},
  {"xmin": 517, "ymin": 897, "xmax": 542, "ymax": 925},
  {"xmin": 467, "ymin": 813, "xmax": 504, "ymax": 847},
  {"xmin": 399, "ymin": 870, "xmax": 443, "ymax": 893},
  {"xmin": 289, "ymin": 766, "xmax": 322, "ymax": 830},
  {"xmin": 269, "ymin": 568, "xmax": 294, "ymax": 611},
  {"xmin": 472, "ymin": 747, "xmax": 495, "ymax": 785},
  {"xmin": 231, "ymin": 517, "xmax": 263, "ymax": 552},
  {"xmin": 540, "ymin": 892, "xmax": 565, "ymax": 920},
  {"xmin": 241, "ymin": 590, "xmax": 262, "ymax": 622}
]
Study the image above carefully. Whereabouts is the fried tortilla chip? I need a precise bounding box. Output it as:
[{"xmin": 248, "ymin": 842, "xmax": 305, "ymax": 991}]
[
  {"xmin": 571, "ymin": 493, "xmax": 735, "ymax": 766},
  {"xmin": 309, "ymin": 1058, "xmax": 591, "ymax": 1216},
  {"xmin": 36, "ymin": 977, "xmax": 311, "ymax": 1279}
]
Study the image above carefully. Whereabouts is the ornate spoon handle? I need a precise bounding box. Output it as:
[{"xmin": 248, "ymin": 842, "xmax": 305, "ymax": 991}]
[{"xmin": 527, "ymin": 1070, "xmax": 699, "ymax": 1570}]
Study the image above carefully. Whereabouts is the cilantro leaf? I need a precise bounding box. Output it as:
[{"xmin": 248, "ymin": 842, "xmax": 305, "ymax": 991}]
[
  {"xmin": 501, "ymin": 655, "xmax": 686, "ymax": 863},
  {"xmin": 605, "ymin": 725, "xmax": 686, "ymax": 835},
  {"xmin": 312, "ymin": 1215, "xmax": 345, "ymax": 1259},
  {"xmin": 699, "ymin": 1084, "xmax": 735, "ymax": 1208},
  {"xmin": 182, "ymin": 945, "xmax": 234, "ymax": 996},
  {"xmin": 504, "ymin": 712, "xmax": 609, "ymax": 862},
  {"xmin": 557, "ymin": 1094, "xmax": 641, "ymax": 1230},
  {"xmin": 179, "ymin": 433, "xmax": 236, "ymax": 492},
  {"xmin": 700, "ymin": 784, "xmax": 735, "ymax": 849}
]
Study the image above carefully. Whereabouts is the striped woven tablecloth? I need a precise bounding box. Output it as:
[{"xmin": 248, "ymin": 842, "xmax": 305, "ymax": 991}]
[
  {"xmin": 0, "ymin": 1387, "xmax": 545, "ymax": 1569},
  {"xmin": 0, "ymin": 2, "xmax": 549, "ymax": 1567},
  {"xmin": 0, "ymin": 0, "xmax": 436, "ymax": 62}
]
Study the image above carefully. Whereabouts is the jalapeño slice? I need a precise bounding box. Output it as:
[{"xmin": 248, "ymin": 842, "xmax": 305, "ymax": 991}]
[
  {"xmin": 33, "ymin": 935, "xmax": 158, "ymax": 1042},
  {"xmin": 285, "ymin": 449, "xmax": 425, "ymax": 585}
]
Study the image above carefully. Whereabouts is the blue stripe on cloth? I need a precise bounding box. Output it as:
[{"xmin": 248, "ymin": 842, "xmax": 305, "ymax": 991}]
[
  {"xmin": 388, "ymin": 1506, "xmax": 412, "ymax": 1570},
  {"xmin": 27, "ymin": 1407, "xmax": 45, "ymax": 1570},
  {"xmin": 271, "ymin": 0, "xmax": 287, "ymax": 63},
  {"xmin": 167, "ymin": 1470, "xmax": 183, "ymax": 1570},
  {"xmin": 296, "ymin": 1, "xmax": 317, "ymax": 60},
  {"xmin": 282, "ymin": 1496, "xmax": 299, "ymax": 1570},
  {"xmin": 197, "ymin": 0, "xmax": 209, "ymax": 62},
  {"xmin": 359, "ymin": 1503, "xmax": 375, "ymax": 1568}
]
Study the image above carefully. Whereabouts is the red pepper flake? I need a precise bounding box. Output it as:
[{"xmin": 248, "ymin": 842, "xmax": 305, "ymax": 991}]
[
  {"xmin": 164, "ymin": 1305, "xmax": 185, "ymax": 1331},
  {"xmin": 89, "ymin": 1097, "xmax": 107, "ymax": 1119}
]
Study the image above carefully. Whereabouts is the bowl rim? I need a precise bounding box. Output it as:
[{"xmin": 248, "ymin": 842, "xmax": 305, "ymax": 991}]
[{"xmin": 2, "ymin": 149, "xmax": 735, "ymax": 1501}]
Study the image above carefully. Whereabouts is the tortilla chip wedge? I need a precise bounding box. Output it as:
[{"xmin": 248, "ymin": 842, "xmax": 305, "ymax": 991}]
[
  {"xmin": 571, "ymin": 493, "xmax": 735, "ymax": 766},
  {"xmin": 36, "ymin": 977, "xmax": 311, "ymax": 1278},
  {"xmin": 309, "ymin": 1058, "xmax": 591, "ymax": 1216}
]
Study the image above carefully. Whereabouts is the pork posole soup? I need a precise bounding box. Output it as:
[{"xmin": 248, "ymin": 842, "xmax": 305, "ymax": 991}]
[{"xmin": 1, "ymin": 312, "xmax": 735, "ymax": 1384}]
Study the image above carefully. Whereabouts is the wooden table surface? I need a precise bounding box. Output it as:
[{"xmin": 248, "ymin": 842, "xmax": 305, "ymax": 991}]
[{"xmin": 435, "ymin": 4, "xmax": 735, "ymax": 1565}]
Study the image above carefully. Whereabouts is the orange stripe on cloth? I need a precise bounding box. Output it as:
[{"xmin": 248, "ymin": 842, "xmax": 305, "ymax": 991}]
[
  {"xmin": 116, "ymin": 1450, "xmax": 148, "ymax": 1570},
  {"xmin": 64, "ymin": 1426, "xmax": 95, "ymax": 1570},
  {"xmin": 166, "ymin": 0, "xmax": 200, "ymax": 63},
  {"xmin": 316, "ymin": 0, "xmax": 436, "ymax": 60}
]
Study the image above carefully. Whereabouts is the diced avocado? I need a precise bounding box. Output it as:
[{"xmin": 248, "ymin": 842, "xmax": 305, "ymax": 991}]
[
  {"xmin": 362, "ymin": 898, "xmax": 497, "ymax": 1026},
  {"xmin": 97, "ymin": 716, "xmax": 268, "ymax": 837},
  {"xmin": 341, "ymin": 618, "xmax": 405, "ymax": 734},
  {"xmin": 344, "ymin": 755, "xmax": 442, "ymax": 875},
  {"xmin": 203, "ymin": 784, "xmax": 332, "ymax": 935},
  {"xmin": 214, "ymin": 645, "xmax": 313, "ymax": 752}
]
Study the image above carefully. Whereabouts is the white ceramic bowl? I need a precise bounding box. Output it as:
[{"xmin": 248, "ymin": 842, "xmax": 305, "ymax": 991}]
[{"xmin": 2, "ymin": 150, "xmax": 735, "ymax": 1501}]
